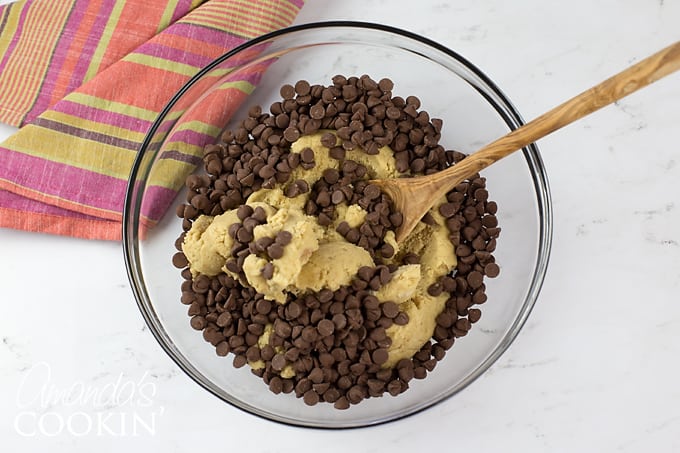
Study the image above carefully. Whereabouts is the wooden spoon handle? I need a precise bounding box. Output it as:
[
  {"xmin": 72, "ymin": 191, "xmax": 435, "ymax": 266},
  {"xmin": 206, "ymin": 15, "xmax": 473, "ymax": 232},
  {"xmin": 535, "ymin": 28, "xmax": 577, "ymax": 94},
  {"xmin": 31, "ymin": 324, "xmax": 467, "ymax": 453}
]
[{"xmin": 429, "ymin": 40, "xmax": 680, "ymax": 194}]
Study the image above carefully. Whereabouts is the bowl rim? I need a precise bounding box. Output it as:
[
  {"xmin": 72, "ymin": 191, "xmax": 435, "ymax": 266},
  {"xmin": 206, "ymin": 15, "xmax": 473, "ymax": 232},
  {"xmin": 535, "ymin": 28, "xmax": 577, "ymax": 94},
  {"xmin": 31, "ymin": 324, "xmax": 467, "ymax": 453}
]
[{"xmin": 123, "ymin": 20, "xmax": 553, "ymax": 429}]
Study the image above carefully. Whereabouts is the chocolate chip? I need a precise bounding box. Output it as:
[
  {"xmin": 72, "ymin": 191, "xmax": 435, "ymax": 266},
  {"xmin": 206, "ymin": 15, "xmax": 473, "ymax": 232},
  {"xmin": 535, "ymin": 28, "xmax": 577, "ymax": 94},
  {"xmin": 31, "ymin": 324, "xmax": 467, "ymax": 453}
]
[
  {"xmin": 467, "ymin": 271, "xmax": 484, "ymax": 289},
  {"xmin": 294, "ymin": 79, "xmax": 311, "ymax": 96},
  {"xmin": 280, "ymin": 84, "xmax": 295, "ymax": 99},
  {"xmin": 294, "ymin": 179, "xmax": 309, "ymax": 193},
  {"xmin": 393, "ymin": 312, "xmax": 409, "ymax": 325},
  {"xmin": 357, "ymin": 266, "xmax": 374, "ymax": 282},
  {"xmin": 371, "ymin": 348, "xmax": 389, "ymax": 365},
  {"xmin": 318, "ymin": 212, "xmax": 332, "ymax": 226},
  {"xmin": 310, "ymin": 103, "xmax": 325, "ymax": 120},
  {"xmin": 334, "ymin": 397, "xmax": 350, "ymax": 410},
  {"xmin": 242, "ymin": 217, "xmax": 259, "ymax": 232},
  {"xmin": 236, "ymin": 205, "xmax": 253, "ymax": 220},
  {"xmin": 381, "ymin": 301, "xmax": 399, "ymax": 318},
  {"xmin": 190, "ymin": 315, "xmax": 207, "ymax": 330},
  {"xmin": 468, "ymin": 308, "xmax": 482, "ymax": 323},
  {"xmin": 301, "ymin": 325, "xmax": 318, "ymax": 343},
  {"xmin": 232, "ymin": 355, "xmax": 247, "ymax": 368},
  {"xmin": 300, "ymin": 147, "xmax": 315, "ymax": 164},
  {"xmin": 329, "ymin": 146, "xmax": 345, "ymax": 160},
  {"xmin": 397, "ymin": 363, "xmax": 414, "ymax": 383},
  {"xmin": 318, "ymin": 289, "xmax": 334, "ymax": 303},
  {"xmin": 236, "ymin": 227, "xmax": 253, "ymax": 243},
  {"xmin": 427, "ymin": 282, "xmax": 443, "ymax": 297},
  {"xmin": 336, "ymin": 221, "xmax": 350, "ymax": 236},
  {"xmin": 345, "ymin": 228, "xmax": 360, "ymax": 243},
  {"xmin": 331, "ymin": 190, "xmax": 345, "ymax": 205},
  {"xmin": 283, "ymin": 127, "xmax": 300, "ymax": 142},
  {"xmin": 267, "ymin": 243, "xmax": 284, "ymax": 260},
  {"xmin": 276, "ymin": 230, "xmax": 293, "ymax": 246},
  {"xmin": 379, "ymin": 243, "xmax": 394, "ymax": 258},
  {"xmin": 303, "ymin": 390, "xmax": 320, "ymax": 406},
  {"xmin": 252, "ymin": 207, "xmax": 267, "ymax": 223},
  {"xmin": 172, "ymin": 252, "xmax": 188, "ymax": 269},
  {"xmin": 362, "ymin": 184, "xmax": 380, "ymax": 201},
  {"xmin": 484, "ymin": 262, "xmax": 500, "ymax": 278},
  {"xmin": 455, "ymin": 318, "xmax": 471, "ymax": 333},
  {"xmin": 261, "ymin": 262, "xmax": 274, "ymax": 280},
  {"xmin": 215, "ymin": 341, "xmax": 230, "ymax": 356},
  {"xmin": 271, "ymin": 353, "xmax": 287, "ymax": 371},
  {"xmin": 439, "ymin": 202, "xmax": 457, "ymax": 218},
  {"xmin": 378, "ymin": 78, "xmax": 394, "ymax": 92},
  {"xmin": 317, "ymin": 319, "xmax": 335, "ymax": 337},
  {"xmin": 285, "ymin": 182, "xmax": 301, "ymax": 198},
  {"xmin": 320, "ymin": 132, "xmax": 336, "ymax": 148}
]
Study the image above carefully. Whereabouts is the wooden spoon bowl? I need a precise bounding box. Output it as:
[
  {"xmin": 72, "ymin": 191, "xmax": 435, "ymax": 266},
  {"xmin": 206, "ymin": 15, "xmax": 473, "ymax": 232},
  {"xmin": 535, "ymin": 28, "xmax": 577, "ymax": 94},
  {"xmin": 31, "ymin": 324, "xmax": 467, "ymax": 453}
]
[{"xmin": 373, "ymin": 41, "xmax": 680, "ymax": 243}]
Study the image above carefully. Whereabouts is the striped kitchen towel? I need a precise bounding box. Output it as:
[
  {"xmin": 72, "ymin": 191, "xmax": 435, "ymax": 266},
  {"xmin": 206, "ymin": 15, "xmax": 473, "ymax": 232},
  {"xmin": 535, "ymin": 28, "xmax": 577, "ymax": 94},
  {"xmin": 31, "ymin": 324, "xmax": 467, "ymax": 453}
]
[{"xmin": 0, "ymin": 0, "xmax": 304, "ymax": 240}]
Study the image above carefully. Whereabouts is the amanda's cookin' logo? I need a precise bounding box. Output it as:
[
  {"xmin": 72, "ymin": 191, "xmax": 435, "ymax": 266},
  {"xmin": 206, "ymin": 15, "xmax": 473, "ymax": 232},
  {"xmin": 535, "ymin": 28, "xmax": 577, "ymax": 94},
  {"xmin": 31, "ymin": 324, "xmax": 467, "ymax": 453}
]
[{"xmin": 14, "ymin": 362, "xmax": 165, "ymax": 437}]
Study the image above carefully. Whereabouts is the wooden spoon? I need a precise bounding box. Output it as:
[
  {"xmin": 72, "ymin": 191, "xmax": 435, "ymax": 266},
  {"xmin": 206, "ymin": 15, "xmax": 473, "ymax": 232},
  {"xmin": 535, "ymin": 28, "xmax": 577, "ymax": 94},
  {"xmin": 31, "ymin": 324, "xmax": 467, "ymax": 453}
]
[{"xmin": 372, "ymin": 41, "xmax": 680, "ymax": 243}]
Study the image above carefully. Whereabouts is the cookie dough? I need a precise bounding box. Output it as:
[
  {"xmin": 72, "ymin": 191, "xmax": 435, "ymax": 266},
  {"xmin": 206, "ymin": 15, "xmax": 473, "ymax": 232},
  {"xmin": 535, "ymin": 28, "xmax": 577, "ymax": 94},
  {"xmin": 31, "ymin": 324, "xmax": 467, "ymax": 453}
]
[{"xmin": 182, "ymin": 131, "xmax": 457, "ymax": 368}]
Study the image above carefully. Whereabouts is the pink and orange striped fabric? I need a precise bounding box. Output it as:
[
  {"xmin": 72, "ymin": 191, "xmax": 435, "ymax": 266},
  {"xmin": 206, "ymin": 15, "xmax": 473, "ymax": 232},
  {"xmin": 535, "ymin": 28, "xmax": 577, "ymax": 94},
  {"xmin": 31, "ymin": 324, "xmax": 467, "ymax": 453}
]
[{"xmin": 0, "ymin": 0, "xmax": 304, "ymax": 240}]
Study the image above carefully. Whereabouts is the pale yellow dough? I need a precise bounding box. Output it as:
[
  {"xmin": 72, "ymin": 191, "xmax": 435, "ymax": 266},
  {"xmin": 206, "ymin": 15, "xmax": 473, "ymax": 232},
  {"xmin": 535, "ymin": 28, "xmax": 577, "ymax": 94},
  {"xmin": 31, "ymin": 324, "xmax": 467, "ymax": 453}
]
[
  {"xmin": 295, "ymin": 242, "xmax": 374, "ymax": 292},
  {"xmin": 182, "ymin": 131, "xmax": 457, "ymax": 369},
  {"xmin": 243, "ymin": 206, "xmax": 324, "ymax": 303},
  {"xmin": 383, "ymin": 212, "xmax": 457, "ymax": 368},
  {"xmin": 182, "ymin": 210, "xmax": 239, "ymax": 277}
]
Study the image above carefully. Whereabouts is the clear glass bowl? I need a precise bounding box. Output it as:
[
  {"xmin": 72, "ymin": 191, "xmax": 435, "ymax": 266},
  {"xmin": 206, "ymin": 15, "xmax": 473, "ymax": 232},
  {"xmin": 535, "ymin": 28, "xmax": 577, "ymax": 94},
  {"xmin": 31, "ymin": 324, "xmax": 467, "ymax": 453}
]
[{"xmin": 123, "ymin": 21, "xmax": 552, "ymax": 428}]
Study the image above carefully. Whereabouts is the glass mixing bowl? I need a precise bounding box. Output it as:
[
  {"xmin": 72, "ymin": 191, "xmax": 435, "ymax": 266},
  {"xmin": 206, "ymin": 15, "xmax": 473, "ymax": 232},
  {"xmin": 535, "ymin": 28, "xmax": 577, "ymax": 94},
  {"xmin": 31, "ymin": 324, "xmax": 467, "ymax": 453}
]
[{"xmin": 123, "ymin": 21, "xmax": 552, "ymax": 428}]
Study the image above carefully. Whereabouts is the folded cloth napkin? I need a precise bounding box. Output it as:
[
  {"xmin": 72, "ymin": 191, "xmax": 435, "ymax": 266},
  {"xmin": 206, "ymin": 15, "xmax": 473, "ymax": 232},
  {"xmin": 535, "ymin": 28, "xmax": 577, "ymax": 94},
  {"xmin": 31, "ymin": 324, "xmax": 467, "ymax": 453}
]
[{"xmin": 0, "ymin": 0, "xmax": 304, "ymax": 240}]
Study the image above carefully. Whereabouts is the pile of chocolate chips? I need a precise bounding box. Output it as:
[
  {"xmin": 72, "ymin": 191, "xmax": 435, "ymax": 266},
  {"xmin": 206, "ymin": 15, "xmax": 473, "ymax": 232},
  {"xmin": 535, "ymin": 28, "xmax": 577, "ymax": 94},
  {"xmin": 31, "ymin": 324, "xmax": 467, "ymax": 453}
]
[{"xmin": 171, "ymin": 75, "xmax": 501, "ymax": 408}]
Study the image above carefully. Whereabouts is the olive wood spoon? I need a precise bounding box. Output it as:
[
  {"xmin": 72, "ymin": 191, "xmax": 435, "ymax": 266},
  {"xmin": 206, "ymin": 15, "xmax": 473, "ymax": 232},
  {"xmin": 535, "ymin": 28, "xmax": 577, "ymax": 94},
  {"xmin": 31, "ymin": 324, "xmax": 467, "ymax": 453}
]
[{"xmin": 373, "ymin": 41, "xmax": 680, "ymax": 243}]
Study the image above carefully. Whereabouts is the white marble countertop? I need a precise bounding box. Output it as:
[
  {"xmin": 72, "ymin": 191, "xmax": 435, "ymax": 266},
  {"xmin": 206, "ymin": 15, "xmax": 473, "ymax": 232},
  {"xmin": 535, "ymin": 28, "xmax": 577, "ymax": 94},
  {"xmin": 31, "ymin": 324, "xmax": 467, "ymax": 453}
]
[{"xmin": 2, "ymin": 0, "xmax": 680, "ymax": 451}]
